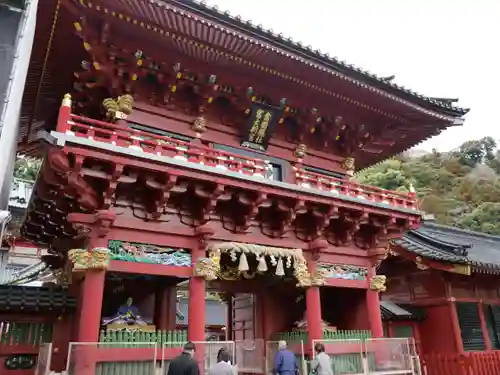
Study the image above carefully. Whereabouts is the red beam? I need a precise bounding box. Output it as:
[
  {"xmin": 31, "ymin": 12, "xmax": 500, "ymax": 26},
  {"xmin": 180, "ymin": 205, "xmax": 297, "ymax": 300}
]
[
  {"xmin": 0, "ymin": 345, "xmax": 39, "ymax": 355},
  {"xmin": 108, "ymin": 260, "xmax": 192, "ymax": 278},
  {"xmin": 325, "ymin": 278, "xmax": 369, "ymax": 289}
]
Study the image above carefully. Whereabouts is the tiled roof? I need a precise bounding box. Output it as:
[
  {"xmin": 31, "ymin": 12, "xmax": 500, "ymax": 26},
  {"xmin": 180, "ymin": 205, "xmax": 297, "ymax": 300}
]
[
  {"xmin": 172, "ymin": 0, "xmax": 468, "ymax": 116},
  {"xmin": 393, "ymin": 222, "xmax": 500, "ymax": 270},
  {"xmin": 380, "ymin": 301, "xmax": 426, "ymax": 321},
  {"xmin": 0, "ymin": 284, "xmax": 77, "ymax": 312}
]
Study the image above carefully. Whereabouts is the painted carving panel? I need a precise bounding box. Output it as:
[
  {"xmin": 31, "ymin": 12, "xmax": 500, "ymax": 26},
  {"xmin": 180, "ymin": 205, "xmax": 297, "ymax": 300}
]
[
  {"xmin": 107, "ymin": 240, "xmax": 191, "ymax": 267},
  {"xmin": 317, "ymin": 263, "xmax": 368, "ymax": 281}
]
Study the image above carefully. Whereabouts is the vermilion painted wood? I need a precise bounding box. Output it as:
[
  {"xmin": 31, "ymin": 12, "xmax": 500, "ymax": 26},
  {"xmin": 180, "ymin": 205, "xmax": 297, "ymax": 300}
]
[
  {"xmin": 325, "ymin": 279, "xmax": 369, "ymax": 289},
  {"xmin": 0, "ymin": 345, "xmax": 38, "ymax": 355},
  {"xmin": 108, "ymin": 260, "xmax": 192, "ymax": 278},
  {"xmin": 422, "ymin": 352, "xmax": 500, "ymax": 375}
]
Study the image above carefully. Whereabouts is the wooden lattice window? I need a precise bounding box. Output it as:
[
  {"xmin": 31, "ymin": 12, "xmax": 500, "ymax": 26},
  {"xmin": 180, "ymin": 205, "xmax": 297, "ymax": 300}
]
[
  {"xmin": 483, "ymin": 304, "xmax": 500, "ymax": 350},
  {"xmin": 392, "ymin": 325, "xmax": 414, "ymax": 338},
  {"xmin": 456, "ymin": 302, "xmax": 485, "ymax": 351}
]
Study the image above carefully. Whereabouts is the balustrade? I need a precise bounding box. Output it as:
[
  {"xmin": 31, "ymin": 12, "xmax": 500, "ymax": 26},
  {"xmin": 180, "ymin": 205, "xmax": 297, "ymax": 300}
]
[{"xmin": 56, "ymin": 110, "xmax": 417, "ymax": 210}]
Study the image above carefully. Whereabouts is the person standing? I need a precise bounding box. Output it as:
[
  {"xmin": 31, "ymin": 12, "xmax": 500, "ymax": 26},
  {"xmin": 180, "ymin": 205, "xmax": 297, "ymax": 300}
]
[
  {"xmin": 311, "ymin": 343, "xmax": 334, "ymax": 375},
  {"xmin": 167, "ymin": 342, "xmax": 200, "ymax": 375},
  {"xmin": 209, "ymin": 348, "xmax": 235, "ymax": 375},
  {"xmin": 274, "ymin": 340, "xmax": 298, "ymax": 375}
]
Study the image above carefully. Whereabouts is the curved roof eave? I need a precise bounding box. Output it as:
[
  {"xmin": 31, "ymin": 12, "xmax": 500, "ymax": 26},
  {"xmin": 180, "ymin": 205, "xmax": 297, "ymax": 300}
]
[{"xmin": 170, "ymin": 0, "xmax": 469, "ymax": 117}]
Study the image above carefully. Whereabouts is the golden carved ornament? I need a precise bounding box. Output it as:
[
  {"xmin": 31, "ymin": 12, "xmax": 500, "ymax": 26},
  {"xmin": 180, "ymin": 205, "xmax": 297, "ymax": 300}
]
[
  {"xmin": 192, "ymin": 116, "xmax": 207, "ymax": 136},
  {"xmin": 342, "ymin": 157, "xmax": 355, "ymax": 177},
  {"xmin": 369, "ymin": 275, "xmax": 387, "ymax": 292},
  {"xmin": 102, "ymin": 94, "xmax": 134, "ymax": 122},
  {"xmin": 67, "ymin": 248, "xmax": 111, "ymax": 271},
  {"xmin": 310, "ymin": 268, "xmax": 328, "ymax": 286},
  {"xmin": 118, "ymin": 94, "xmax": 133, "ymax": 115},
  {"xmin": 295, "ymin": 144, "xmax": 307, "ymax": 159},
  {"xmin": 193, "ymin": 249, "xmax": 220, "ymax": 281},
  {"xmin": 61, "ymin": 93, "xmax": 72, "ymax": 107}
]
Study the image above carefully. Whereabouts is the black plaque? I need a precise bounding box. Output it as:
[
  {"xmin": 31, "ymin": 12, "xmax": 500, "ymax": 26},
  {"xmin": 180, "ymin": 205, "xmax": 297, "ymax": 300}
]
[
  {"xmin": 4, "ymin": 354, "xmax": 36, "ymax": 370},
  {"xmin": 241, "ymin": 103, "xmax": 281, "ymax": 152}
]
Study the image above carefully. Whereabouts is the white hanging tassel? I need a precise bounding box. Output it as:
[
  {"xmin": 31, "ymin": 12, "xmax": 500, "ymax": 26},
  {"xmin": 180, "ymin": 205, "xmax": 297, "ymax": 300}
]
[
  {"xmin": 275, "ymin": 257, "xmax": 285, "ymax": 276},
  {"xmin": 238, "ymin": 252, "xmax": 249, "ymax": 271},
  {"xmin": 257, "ymin": 255, "xmax": 268, "ymax": 272}
]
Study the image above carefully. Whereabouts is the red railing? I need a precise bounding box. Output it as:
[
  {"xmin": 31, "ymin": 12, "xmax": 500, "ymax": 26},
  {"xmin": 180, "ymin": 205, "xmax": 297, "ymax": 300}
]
[
  {"xmin": 422, "ymin": 351, "xmax": 500, "ymax": 375},
  {"xmin": 55, "ymin": 99, "xmax": 417, "ymax": 210},
  {"xmin": 295, "ymin": 167, "xmax": 417, "ymax": 210},
  {"xmin": 63, "ymin": 114, "xmax": 270, "ymax": 176}
]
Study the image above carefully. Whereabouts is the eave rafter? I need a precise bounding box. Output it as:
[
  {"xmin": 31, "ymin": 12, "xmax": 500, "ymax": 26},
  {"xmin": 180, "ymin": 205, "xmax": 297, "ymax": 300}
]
[
  {"xmin": 22, "ymin": 141, "xmax": 419, "ymax": 256},
  {"xmin": 65, "ymin": 0, "xmax": 459, "ymax": 160},
  {"xmin": 390, "ymin": 244, "xmax": 471, "ymax": 276}
]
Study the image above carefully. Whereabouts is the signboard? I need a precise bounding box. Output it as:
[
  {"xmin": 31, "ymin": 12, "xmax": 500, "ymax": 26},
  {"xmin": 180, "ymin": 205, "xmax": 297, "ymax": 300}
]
[{"xmin": 241, "ymin": 103, "xmax": 281, "ymax": 152}]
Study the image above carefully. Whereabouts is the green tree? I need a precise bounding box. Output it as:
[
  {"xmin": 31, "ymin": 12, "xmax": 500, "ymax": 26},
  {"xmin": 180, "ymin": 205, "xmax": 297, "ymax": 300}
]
[
  {"xmin": 454, "ymin": 136, "xmax": 496, "ymax": 167},
  {"xmin": 456, "ymin": 202, "xmax": 500, "ymax": 234},
  {"xmin": 356, "ymin": 136, "xmax": 500, "ymax": 235},
  {"xmin": 355, "ymin": 159, "xmax": 408, "ymax": 191},
  {"xmin": 13, "ymin": 157, "xmax": 42, "ymax": 181}
]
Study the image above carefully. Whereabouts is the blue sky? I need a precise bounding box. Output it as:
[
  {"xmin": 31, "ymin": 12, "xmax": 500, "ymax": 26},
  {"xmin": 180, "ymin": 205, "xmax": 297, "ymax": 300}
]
[{"xmin": 209, "ymin": 0, "xmax": 499, "ymax": 151}]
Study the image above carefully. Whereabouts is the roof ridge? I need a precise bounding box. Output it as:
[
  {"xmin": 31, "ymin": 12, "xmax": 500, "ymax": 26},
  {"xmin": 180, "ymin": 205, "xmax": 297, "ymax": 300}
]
[
  {"xmin": 407, "ymin": 230, "xmax": 470, "ymax": 255},
  {"xmin": 421, "ymin": 221, "xmax": 500, "ymax": 242},
  {"xmin": 170, "ymin": 0, "xmax": 468, "ymax": 115}
]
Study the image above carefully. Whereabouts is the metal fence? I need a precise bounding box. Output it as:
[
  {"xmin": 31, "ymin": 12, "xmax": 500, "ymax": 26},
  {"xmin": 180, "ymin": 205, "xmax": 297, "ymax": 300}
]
[
  {"xmin": 34, "ymin": 342, "xmax": 52, "ymax": 375},
  {"xmin": 312, "ymin": 338, "xmax": 419, "ymax": 375},
  {"xmin": 313, "ymin": 339, "xmax": 365, "ymax": 375},
  {"xmin": 235, "ymin": 339, "xmax": 265, "ymax": 373},
  {"xmin": 66, "ymin": 342, "xmax": 158, "ymax": 375},
  {"xmin": 364, "ymin": 337, "xmax": 417, "ymax": 374},
  {"xmin": 265, "ymin": 340, "xmax": 306, "ymax": 375},
  {"xmin": 161, "ymin": 341, "xmax": 235, "ymax": 375}
]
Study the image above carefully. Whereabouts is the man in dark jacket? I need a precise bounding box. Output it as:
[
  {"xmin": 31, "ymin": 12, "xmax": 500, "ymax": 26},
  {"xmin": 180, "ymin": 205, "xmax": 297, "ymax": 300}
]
[
  {"xmin": 167, "ymin": 342, "xmax": 200, "ymax": 375},
  {"xmin": 273, "ymin": 340, "xmax": 298, "ymax": 375}
]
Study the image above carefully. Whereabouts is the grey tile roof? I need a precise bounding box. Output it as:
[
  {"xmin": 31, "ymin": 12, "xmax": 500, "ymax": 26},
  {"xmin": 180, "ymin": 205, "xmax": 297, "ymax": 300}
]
[
  {"xmin": 380, "ymin": 301, "xmax": 426, "ymax": 321},
  {"xmin": 394, "ymin": 222, "xmax": 500, "ymax": 269},
  {"xmin": 175, "ymin": 0, "xmax": 468, "ymax": 116}
]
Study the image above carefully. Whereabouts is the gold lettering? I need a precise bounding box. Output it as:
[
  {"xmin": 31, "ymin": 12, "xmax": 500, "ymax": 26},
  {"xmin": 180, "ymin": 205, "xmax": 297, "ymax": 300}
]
[{"xmin": 256, "ymin": 111, "xmax": 272, "ymax": 142}]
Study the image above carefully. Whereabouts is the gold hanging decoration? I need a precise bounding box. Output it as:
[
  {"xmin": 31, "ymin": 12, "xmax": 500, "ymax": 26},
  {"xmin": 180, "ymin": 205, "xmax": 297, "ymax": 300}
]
[
  {"xmin": 238, "ymin": 252, "xmax": 249, "ymax": 272},
  {"xmin": 257, "ymin": 255, "xmax": 268, "ymax": 272},
  {"xmin": 275, "ymin": 257, "xmax": 285, "ymax": 276}
]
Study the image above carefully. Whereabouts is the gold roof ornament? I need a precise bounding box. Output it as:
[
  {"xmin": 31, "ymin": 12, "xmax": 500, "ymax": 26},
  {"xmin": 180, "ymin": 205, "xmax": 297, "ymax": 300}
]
[{"xmin": 61, "ymin": 93, "xmax": 72, "ymax": 107}]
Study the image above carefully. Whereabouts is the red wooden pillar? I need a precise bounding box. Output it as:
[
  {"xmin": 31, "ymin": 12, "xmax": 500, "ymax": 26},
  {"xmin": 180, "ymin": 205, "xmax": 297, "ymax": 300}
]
[
  {"xmin": 477, "ymin": 302, "xmax": 492, "ymax": 351},
  {"xmin": 56, "ymin": 93, "xmax": 72, "ymax": 132},
  {"xmin": 449, "ymin": 300, "xmax": 465, "ymax": 353},
  {"xmin": 366, "ymin": 267, "xmax": 384, "ymax": 338},
  {"xmin": 50, "ymin": 315, "xmax": 73, "ymax": 372},
  {"xmin": 76, "ymin": 236, "xmax": 107, "ymax": 342},
  {"xmin": 155, "ymin": 286, "xmax": 177, "ymax": 331},
  {"xmin": 306, "ymin": 241, "xmax": 326, "ymax": 353},
  {"xmin": 188, "ymin": 236, "xmax": 207, "ymax": 342},
  {"xmin": 306, "ymin": 287, "xmax": 323, "ymax": 347},
  {"xmin": 67, "ymin": 210, "xmax": 116, "ymax": 375}
]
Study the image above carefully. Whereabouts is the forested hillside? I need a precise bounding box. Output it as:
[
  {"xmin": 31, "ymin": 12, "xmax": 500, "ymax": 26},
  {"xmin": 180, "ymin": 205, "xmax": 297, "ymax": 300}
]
[{"xmin": 356, "ymin": 137, "xmax": 500, "ymax": 235}]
